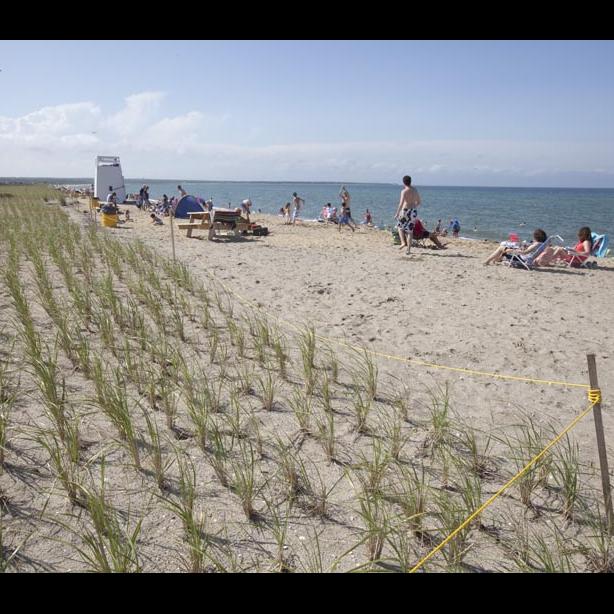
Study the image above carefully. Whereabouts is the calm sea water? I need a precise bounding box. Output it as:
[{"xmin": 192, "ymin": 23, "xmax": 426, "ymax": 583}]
[
  {"xmin": 7, "ymin": 178, "xmax": 614, "ymax": 247},
  {"xmin": 132, "ymin": 181, "xmax": 614, "ymax": 246}
]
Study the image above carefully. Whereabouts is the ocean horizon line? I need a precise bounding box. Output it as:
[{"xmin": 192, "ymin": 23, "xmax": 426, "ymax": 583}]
[{"xmin": 2, "ymin": 177, "xmax": 614, "ymax": 191}]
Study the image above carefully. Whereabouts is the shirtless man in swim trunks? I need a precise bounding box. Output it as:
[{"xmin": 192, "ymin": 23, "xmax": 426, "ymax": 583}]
[{"xmin": 394, "ymin": 175, "xmax": 421, "ymax": 255}]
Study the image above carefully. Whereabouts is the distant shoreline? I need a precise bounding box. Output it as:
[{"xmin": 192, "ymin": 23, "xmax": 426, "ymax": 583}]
[{"xmin": 2, "ymin": 178, "xmax": 614, "ymax": 191}]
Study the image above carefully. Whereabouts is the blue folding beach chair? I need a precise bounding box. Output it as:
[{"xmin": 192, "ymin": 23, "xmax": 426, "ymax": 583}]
[{"xmin": 506, "ymin": 235, "xmax": 564, "ymax": 271}]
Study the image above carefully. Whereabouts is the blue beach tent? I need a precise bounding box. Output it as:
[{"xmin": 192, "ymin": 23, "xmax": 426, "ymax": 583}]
[{"xmin": 173, "ymin": 195, "xmax": 205, "ymax": 219}]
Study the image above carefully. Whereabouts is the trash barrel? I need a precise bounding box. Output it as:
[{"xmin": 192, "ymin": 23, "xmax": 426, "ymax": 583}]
[{"xmin": 101, "ymin": 212, "xmax": 118, "ymax": 228}]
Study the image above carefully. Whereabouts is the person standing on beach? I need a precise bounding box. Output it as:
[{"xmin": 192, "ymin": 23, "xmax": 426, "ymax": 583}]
[
  {"xmin": 339, "ymin": 185, "xmax": 351, "ymax": 208},
  {"xmin": 177, "ymin": 185, "xmax": 187, "ymax": 198},
  {"xmin": 394, "ymin": 175, "xmax": 421, "ymax": 255},
  {"xmin": 143, "ymin": 185, "xmax": 151, "ymax": 209},
  {"xmin": 242, "ymin": 198, "xmax": 253, "ymax": 222},
  {"xmin": 292, "ymin": 192, "xmax": 304, "ymax": 225}
]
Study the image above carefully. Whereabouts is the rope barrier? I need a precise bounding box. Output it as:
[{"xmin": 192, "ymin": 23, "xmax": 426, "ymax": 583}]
[{"xmin": 409, "ymin": 395, "xmax": 599, "ymax": 573}]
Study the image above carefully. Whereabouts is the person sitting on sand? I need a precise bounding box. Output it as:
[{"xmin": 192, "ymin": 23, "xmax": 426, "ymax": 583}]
[
  {"xmin": 106, "ymin": 187, "xmax": 117, "ymax": 205},
  {"xmin": 325, "ymin": 203, "xmax": 335, "ymax": 222},
  {"xmin": 101, "ymin": 201, "xmax": 119, "ymax": 215},
  {"xmin": 413, "ymin": 219, "xmax": 446, "ymax": 249},
  {"xmin": 483, "ymin": 228, "xmax": 548, "ymax": 265},
  {"xmin": 412, "ymin": 218, "xmax": 446, "ymax": 249},
  {"xmin": 534, "ymin": 226, "xmax": 593, "ymax": 268},
  {"xmin": 150, "ymin": 213, "xmax": 163, "ymax": 225}
]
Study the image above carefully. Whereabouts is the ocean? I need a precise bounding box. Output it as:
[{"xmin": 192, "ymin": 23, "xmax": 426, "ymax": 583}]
[{"xmin": 6, "ymin": 178, "xmax": 614, "ymax": 247}]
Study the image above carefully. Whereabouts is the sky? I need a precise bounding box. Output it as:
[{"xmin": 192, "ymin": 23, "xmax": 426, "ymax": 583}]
[{"xmin": 1, "ymin": 40, "xmax": 613, "ymax": 187}]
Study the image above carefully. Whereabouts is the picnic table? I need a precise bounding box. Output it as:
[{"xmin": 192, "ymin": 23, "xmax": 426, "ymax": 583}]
[
  {"xmin": 176, "ymin": 208, "xmax": 252, "ymax": 240},
  {"xmin": 176, "ymin": 211, "xmax": 211, "ymax": 237}
]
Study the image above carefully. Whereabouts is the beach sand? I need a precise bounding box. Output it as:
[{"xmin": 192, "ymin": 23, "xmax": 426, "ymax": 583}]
[
  {"xmin": 3, "ymin": 198, "xmax": 611, "ymax": 572},
  {"xmin": 78, "ymin": 204, "xmax": 614, "ymax": 461}
]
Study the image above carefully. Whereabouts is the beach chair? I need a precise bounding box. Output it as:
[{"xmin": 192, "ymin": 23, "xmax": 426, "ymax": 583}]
[
  {"xmin": 505, "ymin": 235, "xmax": 563, "ymax": 271},
  {"xmin": 564, "ymin": 232, "xmax": 609, "ymax": 268}
]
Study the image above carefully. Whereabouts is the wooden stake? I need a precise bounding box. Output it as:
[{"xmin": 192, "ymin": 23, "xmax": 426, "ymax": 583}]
[
  {"xmin": 587, "ymin": 353, "xmax": 614, "ymax": 533},
  {"xmin": 170, "ymin": 210, "xmax": 176, "ymax": 262}
]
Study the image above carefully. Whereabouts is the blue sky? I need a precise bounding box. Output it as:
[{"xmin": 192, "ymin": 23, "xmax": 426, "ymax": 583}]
[{"xmin": 1, "ymin": 40, "xmax": 613, "ymax": 186}]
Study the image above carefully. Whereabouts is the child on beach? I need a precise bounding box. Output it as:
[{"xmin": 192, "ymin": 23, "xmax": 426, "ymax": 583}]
[
  {"xmin": 362, "ymin": 209, "xmax": 373, "ymax": 225},
  {"xmin": 284, "ymin": 203, "xmax": 291, "ymax": 224},
  {"xmin": 449, "ymin": 219, "xmax": 461, "ymax": 238},
  {"xmin": 150, "ymin": 213, "xmax": 163, "ymax": 225},
  {"xmin": 338, "ymin": 203, "xmax": 356, "ymax": 233}
]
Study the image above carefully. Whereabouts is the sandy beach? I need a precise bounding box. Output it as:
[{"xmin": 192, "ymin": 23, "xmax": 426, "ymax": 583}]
[
  {"xmin": 90, "ymin": 205, "xmax": 614, "ymax": 424},
  {"xmin": 4, "ymin": 38, "xmax": 614, "ymax": 574},
  {"xmin": 2, "ymin": 192, "xmax": 613, "ymax": 573},
  {"xmin": 79, "ymin": 202, "xmax": 614, "ymax": 494}
]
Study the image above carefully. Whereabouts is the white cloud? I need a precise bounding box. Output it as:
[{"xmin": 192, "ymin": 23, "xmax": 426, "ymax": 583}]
[
  {"xmin": 105, "ymin": 91, "xmax": 166, "ymax": 138},
  {"xmin": 0, "ymin": 102, "xmax": 101, "ymax": 145},
  {"xmin": 0, "ymin": 94, "xmax": 613, "ymax": 186}
]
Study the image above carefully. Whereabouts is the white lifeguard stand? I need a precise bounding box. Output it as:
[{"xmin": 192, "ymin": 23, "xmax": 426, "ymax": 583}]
[{"xmin": 94, "ymin": 156, "xmax": 126, "ymax": 203}]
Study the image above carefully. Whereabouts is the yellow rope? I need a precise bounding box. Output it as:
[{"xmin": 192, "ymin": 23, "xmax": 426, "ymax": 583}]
[
  {"xmin": 409, "ymin": 399, "xmax": 599, "ymax": 573},
  {"xmin": 588, "ymin": 388, "xmax": 602, "ymax": 404},
  {"xmin": 202, "ymin": 270, "xmax": 590, "ymax": 390}
]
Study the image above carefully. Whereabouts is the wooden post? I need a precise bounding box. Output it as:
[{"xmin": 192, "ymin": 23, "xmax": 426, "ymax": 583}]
[
  {"xmin": 170, "ymin": 210, "xmax": 176, "ymax": 262},
  {"xmin": 587, "ymin": 353, "xmax": 614, "ymax": 533}
]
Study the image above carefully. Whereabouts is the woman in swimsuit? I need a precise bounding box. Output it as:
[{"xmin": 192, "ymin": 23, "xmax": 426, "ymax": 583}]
[{"xmin": 535, "ymin": 226, "xmax": 593, "ymax": 267}]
